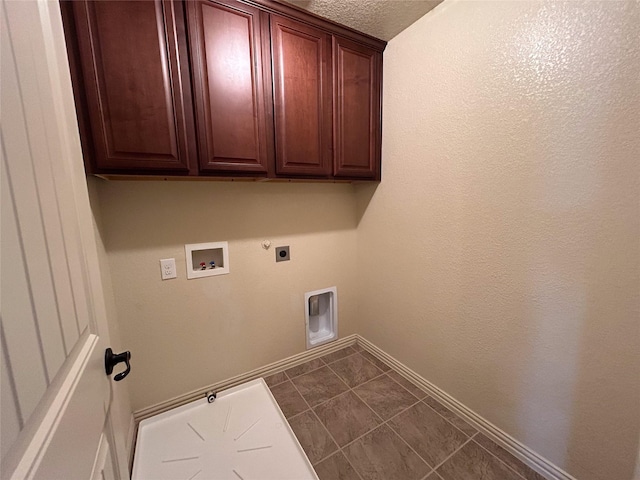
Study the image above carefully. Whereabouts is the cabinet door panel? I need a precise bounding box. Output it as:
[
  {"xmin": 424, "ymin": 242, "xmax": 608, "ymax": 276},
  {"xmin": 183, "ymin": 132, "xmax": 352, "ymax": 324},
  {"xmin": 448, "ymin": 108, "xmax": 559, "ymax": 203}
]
[
  {"xmin": 188, "ymin": 0, "xmax": 271, "ymax": 174},
  {"xmin": 72, "ymin": 0, "xmax": 195, "ymax": 172},
  {"xmin": 334, "ymin": 36, "xmax": 381, "ymax": 179},
  {"xmin": 271, "ymin": 16, "xmax": 332, "ymax": 177}
]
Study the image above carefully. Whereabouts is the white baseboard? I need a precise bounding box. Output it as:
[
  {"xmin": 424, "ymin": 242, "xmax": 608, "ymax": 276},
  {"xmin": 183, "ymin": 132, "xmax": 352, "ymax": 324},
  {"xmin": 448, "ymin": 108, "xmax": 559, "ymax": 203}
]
[
  {"xmin": 355, "ymin": 335, "xmax": 576, "ymax": 480},
  {"xmin": 132, "ymin": 334, "xmax": 358, "ymax": 422}
]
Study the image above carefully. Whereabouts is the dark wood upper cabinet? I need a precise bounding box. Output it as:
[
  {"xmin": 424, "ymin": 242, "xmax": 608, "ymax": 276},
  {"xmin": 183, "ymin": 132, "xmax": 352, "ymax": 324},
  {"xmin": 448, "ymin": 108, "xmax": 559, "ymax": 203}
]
[
  {"xmin": 270, "ymin": 15, "xmax": 333, "ymax": 177},
  {"xmin": 186, "ymin": 0, "xmax": 272, "ymax": 175},
  {"xmin": 66, "ymin": 0, "xmax": 196, "ymax": 174},
  {"xmin": 333, "ymin": 36, "xmax": 382, "ymax": 180},
  {"xmin": 63, "ymin": 0, "xmax": 386, "ymax": 181}
]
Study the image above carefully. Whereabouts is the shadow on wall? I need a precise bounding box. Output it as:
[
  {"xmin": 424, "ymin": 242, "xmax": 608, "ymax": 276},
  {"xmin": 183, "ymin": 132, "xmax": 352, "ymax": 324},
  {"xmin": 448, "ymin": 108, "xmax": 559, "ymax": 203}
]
[
  {"xmin": 355, "ymin": 182, "xmax": 378, "ymax": 226},
  {"xmin": 562, "ymin": 12, "xmax": 640, "ymax": 474},
  {"xmin": 511, "ymin": 3, "xmax": 640, "ymax": 477},
  {"xmin": 353, "ymin": 1, "xmax": 640, "ymax": 479},
  {"xmin": 92, "ymin": 180, "xmax": 359, "ymax": 251}
]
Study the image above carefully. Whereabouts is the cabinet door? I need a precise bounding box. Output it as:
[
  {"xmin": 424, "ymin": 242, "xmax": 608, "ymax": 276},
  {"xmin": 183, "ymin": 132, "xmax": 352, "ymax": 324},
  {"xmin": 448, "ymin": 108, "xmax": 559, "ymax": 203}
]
[
  {"xmin": 333, "ymin": 36, "xmax": 382, "ymax": 179},
  {"xmin": 70, "ymin": 1, "xmax": 196, "ymax": 173},
  {"xmin": 271, "ymin": 15, "xmax": 332, "ymax": 177},
  {"xmin": 187, "ymin": 0, "xmax": 272, "ymax": 175}
]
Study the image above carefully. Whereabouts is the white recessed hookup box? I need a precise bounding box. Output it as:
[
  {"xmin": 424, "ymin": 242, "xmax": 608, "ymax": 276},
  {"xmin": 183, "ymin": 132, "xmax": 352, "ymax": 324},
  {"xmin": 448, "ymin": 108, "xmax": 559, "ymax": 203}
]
[{"xmin": 185, "ymin": 241, "xmax": 229, "ymax": 279}]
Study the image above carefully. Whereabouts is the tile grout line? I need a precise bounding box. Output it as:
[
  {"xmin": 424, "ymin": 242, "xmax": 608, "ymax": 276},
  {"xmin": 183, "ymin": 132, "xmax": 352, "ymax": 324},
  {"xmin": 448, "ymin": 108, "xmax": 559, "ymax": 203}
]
[
  {"xmin": 339, "ymin": 351, "xmax": 470, "ymax": 475},
  {"xmin": 330, "ymin": 352, "xmax": 412, "ymax": 432},
  {"xmin": 387, "ymin": 370, "xmax": 430, "ymax": 400},
  {"xmin": 295, "ymin": 377, "xmax": 365, "ymax": 480},
  {"xmin": 412, "ymin": 396, "xmax": 533, "ymax": 479},
  {"xmin": 311, "ymin": 359, "xmax": 378, "ymax": 479},
  {"xmin": 267, "ymin": 345, "xmax": 347, "ymax": 385},
  {"xmin": 349, "ymin": 385, "xmax": 386, "ymax": 424},
  {"xmin": 285, "ymin": 368, "xmax": 332, "ymax": 466},
  {"xmin": 287, "ymin": 351, "xmax": 355, "ymax": 395},
  {"xmin": 390, "ymin": 420, "xmax": 475, "ymax": 476},
  {"xmin": 284, "ymin": 358, "xmax": 351, "ymax": 419},
  {"xmin": 418, "ymin": 470, "xmax": 435, "ymax": 480},
  {"xmin": 309, "ymin": 407, "xmax": 365, "ymax": 480},
  {"xmin": 285, "ymin": 359, "xmax": 327, "ymax": 382},
  {"xmin": 322, "ymin": 348, "xmax": 359, "ymax": 365},
  {"xmin": 324, "ymin": 355, "xmax": 386, "ymax": 390},
  {"xmin": 471, "ymin": 435, "xmax": 531, "ymax": 480},
  {"xmin": 286, "ymin": 349, "xmax": 383, "ymax": 406},
  {"xmin": 419, "ymin": 397, "xmax": 479, "ymax": 439},
  {"xmin": 288, "ymin": 350, "xmax": 441, "ymax": 462},
  {"xmin": 421, "ymin": 471, "xmax": 444, "ymax": 480},
  {"xmin": 380, "ymin": 416, "xmax": 434, "ymax": 475},
  {"xmin": 289, "ymin": 383, "xmax": 349, "ymax": 417},
  {"xmin": 291, "ymin": 348, "xmax": 416, "ymax": 479},
  {"xmin": 359, "ymin": 349, "xmax": 394, "ymax": 373},
  {"xmin": 428, "ymin": 432, "xmax": 478, "ymax": 475},
  {"xmin": 286, "ymin": 372, "xmax": 313, "ymax": 419},
  {"xmin": 334, "ymin": 396, "xmax": 423, "ymax": 452},
  {"xmin": 305, "ymin": 412, "xmax": 341, "ymax": 469},
  {"xmin": 321, "ymin": 357, "xmax": 361, "ymax": 393},
  {"xmin": 373, "ymin": 394, "xmax": 449, "ymax": 474},
  {"xmin": 265, "ymin": 376, "xmax": 288, "ymax": 388},
  {"xmin": 314, "ymin": 358, "xmax": 384, "ymax": 456},
  {"xmin": 287, "ymin": 351, "xmax": 379, "ymax": 414},
  {"xmin": 335, "ymin": 448, "xmax": 365, "ymax": 480},
  {"xmin": 286, "ymin": 406, "xmax": 312, "ymax": 422},
  {"xmin": 285, "ymin": 364, "xmax": 366, "ymax": 480}
]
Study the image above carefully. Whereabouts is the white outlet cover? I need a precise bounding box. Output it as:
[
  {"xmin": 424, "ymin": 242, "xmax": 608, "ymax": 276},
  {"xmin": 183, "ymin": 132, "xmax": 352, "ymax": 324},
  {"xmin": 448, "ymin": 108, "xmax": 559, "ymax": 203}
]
[{"xmin": 160, "ymin": 258, "xmax": 177, "ymax": 280}]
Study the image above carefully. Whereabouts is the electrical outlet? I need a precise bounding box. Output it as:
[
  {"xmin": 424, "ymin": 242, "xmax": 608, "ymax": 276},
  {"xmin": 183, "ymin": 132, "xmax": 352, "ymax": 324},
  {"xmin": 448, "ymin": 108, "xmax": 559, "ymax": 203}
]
[
  {"xmin": 160, "ymin": 258, "xmax": 177, "ymax": 280},
  {"xmin": 275, "ymin": 246, "xmax": 290, "ymax": 262}
]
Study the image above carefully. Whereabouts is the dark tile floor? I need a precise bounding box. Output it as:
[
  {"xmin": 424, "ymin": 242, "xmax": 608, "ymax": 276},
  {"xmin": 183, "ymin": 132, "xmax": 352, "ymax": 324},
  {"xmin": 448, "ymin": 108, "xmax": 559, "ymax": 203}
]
[{"xmin": 266, "ymin": 344, "xmax": 547, "ymax": 480}]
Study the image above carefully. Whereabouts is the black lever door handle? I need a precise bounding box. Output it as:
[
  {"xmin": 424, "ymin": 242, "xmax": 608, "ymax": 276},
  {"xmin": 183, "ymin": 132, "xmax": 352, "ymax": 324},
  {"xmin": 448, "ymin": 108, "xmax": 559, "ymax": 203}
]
[{"xmin": 105, "ymin": 348, "xmax": 131, "ymax": 381}]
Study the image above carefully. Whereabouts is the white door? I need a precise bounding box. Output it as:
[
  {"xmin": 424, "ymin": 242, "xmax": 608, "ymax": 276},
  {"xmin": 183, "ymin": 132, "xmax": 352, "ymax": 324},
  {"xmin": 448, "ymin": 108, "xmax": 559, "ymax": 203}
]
[{"xmin": 1, "ymin": 1, "xmax": 130, "ymax": 479}]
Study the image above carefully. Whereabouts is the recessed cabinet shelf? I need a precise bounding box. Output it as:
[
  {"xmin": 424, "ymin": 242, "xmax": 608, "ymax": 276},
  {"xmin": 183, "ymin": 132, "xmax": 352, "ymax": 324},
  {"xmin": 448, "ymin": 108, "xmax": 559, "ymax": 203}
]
[{"xmin": 185, "ymin": 242, "xmax": 229, "ymax": 279}]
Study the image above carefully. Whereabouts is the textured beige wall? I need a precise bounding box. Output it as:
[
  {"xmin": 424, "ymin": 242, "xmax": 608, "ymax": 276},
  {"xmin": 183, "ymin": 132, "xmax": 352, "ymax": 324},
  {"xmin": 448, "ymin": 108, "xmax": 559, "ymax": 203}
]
[
  {"xmin": 355, "ymin": 2, "xmax": 639, "ymax": 480},
  {"xmin": 93, "ymin": 181, "xmax": 358, "ymax": 411}
]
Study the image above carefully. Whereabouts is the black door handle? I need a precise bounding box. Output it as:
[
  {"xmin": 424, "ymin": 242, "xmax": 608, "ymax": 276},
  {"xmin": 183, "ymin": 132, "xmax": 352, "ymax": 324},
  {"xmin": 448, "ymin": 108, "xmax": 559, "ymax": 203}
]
[{"xmin": 105, "ymin": 348, "xmax": 131, "ymax": 381}]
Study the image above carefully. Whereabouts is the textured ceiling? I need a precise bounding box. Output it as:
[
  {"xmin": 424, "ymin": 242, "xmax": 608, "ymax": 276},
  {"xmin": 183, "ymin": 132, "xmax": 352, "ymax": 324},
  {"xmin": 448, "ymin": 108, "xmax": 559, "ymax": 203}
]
[{"xmin": 281, "ymin": 0, "xmax": 442, "ymax": 41}]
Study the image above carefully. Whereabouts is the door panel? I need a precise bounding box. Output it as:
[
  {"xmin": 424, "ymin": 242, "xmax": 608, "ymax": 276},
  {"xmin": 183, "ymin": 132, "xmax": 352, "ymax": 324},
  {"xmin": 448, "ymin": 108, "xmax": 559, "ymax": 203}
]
[
  {"xmin": 1, "ymin": 1, "xmax": 64, "ymax": 424},
  {"xmin": 333, "ymin": 36, "xmax": 381, "ymax": 179},
  {"xmin": 1, "ymin": 1, "xmax": 128, "ymax": 478},
  {"xmin": 1, "ymin": 165, "xmax": 50, "ymax": 423},
  {"xmin": 187, "ymin": 0, "xmax": 271, "ymax": 174},
  {"xmin": 26, "ymin": 334, "xmax": 105, "ymax": 480},
  {"xmin": 0, "ymin": 355, "xmax": 21, "ymax": 461},
  {"xmin": 271, "ymin": 15, "xmax": 332, "ymax": 177},
  {"xmin": 70, "ymin": 0, "xmax": 196, "ymax": 173}
]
